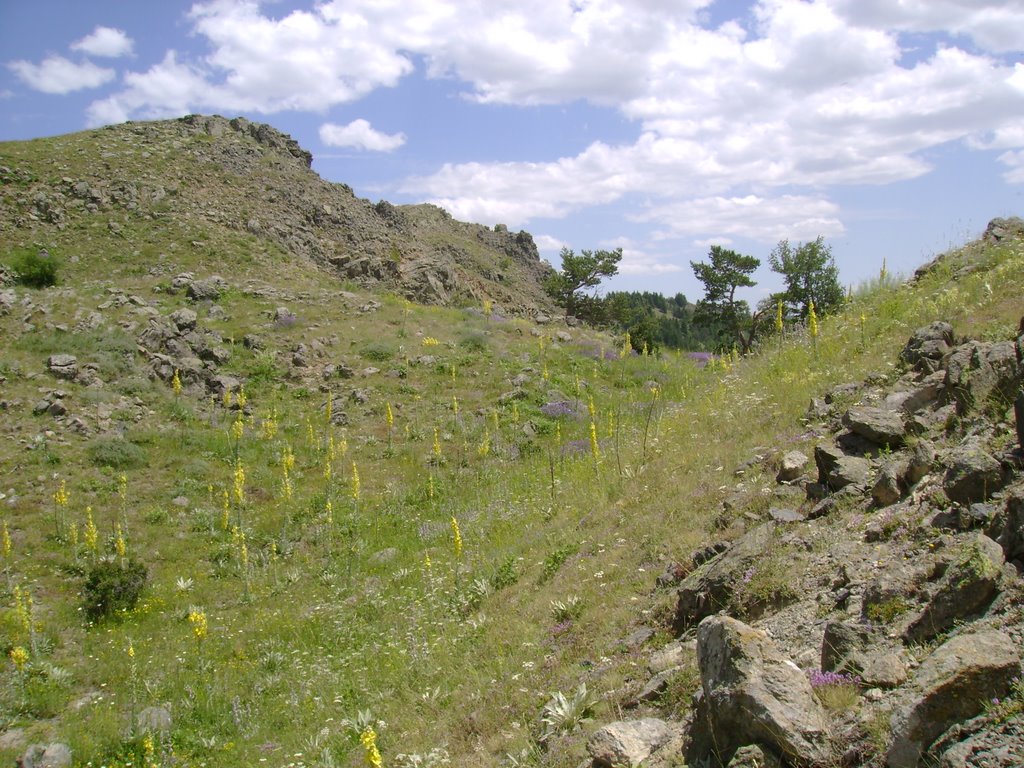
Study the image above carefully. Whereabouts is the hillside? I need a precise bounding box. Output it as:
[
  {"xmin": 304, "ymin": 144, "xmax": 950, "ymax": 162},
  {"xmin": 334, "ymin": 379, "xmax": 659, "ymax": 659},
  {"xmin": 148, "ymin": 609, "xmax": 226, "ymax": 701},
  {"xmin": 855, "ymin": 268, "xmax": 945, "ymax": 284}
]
[
  {"xmin": 0, "ymin": 114, "xmax": 554, "ymax": 311},
  {"xmin": 2, "ymin": 118, "xmax": 1024, "ymax": 768}
]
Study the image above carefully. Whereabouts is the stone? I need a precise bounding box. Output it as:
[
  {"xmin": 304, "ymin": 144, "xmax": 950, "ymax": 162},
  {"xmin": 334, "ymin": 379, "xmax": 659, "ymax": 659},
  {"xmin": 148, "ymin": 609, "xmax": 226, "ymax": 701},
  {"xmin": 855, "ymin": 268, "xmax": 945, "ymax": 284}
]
[
  {"xmin": 768, "ymin": 507, "xmax": 805, "ymax": 523},
  {"xmin": 169, "ymin": 307, "xmax": 197, "ymax": 332},
  {"xmin": 46, "ymin": 354, "xmax": 78, "ymax": 380},
  {"xmin": 872, "ymin": 459, "xmax": 906, "ymax": 507},
  {"xmin": 903, "ymin": 535, "xmax": 1004, "ymax": 644},
  {"xmin": 727, "ymin": 744, "xmax": 783, "ymax": 768},
  {"xmin": 206, "ymin": 374, "xmax": 240, "ymax": 396},
  {"xmin": 830, "ymin": 455, "xmax": 871, "ymax": 490},
  {"xmin": 587, "ymin": 718, "xmax": 672, "ymax": 767},
  {"xmin": 906, "ymin": 440, "xmax": 936, "ymax": 485},
  {"xmin": 944, "ymin": 437, "xmax": 1006, "ymax": 504},
  {"xmin": 900, "ymin": 322, "xmax": 955, "ymax": 372},
  {"xmin": 186, "ymin": 276, "xmax": 226, "ymax": 302},
  {"xmin": 887, "ymin": 631, "xmax": 1021, "ymax": 768},
  {"xmin": 675, "ymin": 524, "xmax": 777, "ymax": 631},
  {"xmin": 843, "ymin": 406, "xmax": 907, "ymax": 448},
  {"xmin": 688, "ymin": 616, "xmax": 831, "ymax": 767},
  {"xmin": 945, "ymin": 340, "xmax": 1021, "ymax": 415},
  {"xmin": 1016, "ymin": 389, "xmax": 1024, "ymax": 450},
  {"xmin": 995, "ymin": 485, "xmax": 1024, "ymax": 564},
  {"xmin": 18, "ymin": 743, "xmax": 72, "ymax": 768},
  {"xmin": 777, "ymin": 450, "xmax": 809, "ymax": 482},
  {"xmin": 648, "ymin": 642, "xmax": 688, "ymax": 674},
  {"xmin": 635, "ymin": 667, "xmax": 679, "ymax": 703}
]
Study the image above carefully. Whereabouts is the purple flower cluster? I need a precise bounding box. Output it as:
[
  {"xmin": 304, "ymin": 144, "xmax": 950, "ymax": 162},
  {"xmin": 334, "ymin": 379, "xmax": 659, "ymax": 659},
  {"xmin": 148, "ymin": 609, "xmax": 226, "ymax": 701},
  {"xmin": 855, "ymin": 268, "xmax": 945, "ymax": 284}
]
[
  {"xmin": 562, "ymin": 439, "xmax": 590, "ymax": 456},
  {"xmin": 808, "ymin": 670, "xmax": 861, "ymax": 689},
  {"xmin": 577, "ymin": 343, "xmax": 621, "ymax": 361},
  {"xmin": 540, "ymin": 401, "xmax": 576, "ymax": 418}
]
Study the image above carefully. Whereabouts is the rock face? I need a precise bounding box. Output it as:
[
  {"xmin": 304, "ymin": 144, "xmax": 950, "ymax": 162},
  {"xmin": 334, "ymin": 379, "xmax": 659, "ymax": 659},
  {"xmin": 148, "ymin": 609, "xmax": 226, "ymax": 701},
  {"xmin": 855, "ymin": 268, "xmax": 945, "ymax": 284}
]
[
  {"xmin": 887, "ymin": 631, "xmax": 1020, "ymax": 768},
  {"xmin": 688, "ymin": 616, "xmax": 831, "ymax": 767},
  {"xmin": 587, "ymin": 719, "xmax": 672, "ymax": 767}
]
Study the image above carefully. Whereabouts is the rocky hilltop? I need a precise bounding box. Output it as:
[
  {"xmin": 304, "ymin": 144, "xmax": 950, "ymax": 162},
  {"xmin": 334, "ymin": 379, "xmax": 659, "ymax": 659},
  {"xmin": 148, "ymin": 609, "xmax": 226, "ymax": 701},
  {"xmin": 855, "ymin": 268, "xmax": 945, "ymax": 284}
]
[{"xmin": 0, "ymin": 114, "xmax": 554, "ymax": 311}]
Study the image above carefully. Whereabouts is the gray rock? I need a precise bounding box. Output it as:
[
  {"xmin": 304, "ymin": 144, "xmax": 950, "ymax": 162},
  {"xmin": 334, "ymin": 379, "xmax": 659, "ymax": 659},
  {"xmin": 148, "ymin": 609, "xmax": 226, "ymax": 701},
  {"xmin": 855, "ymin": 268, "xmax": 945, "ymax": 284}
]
[
  {"xmin": 944, "ymin": 437, "xmax": 1006, "ymax": 504},
  {"xmin": 675, "ymin": 524, "xmax": 777, "ymax": 631},
  {"xmin": 830, "ymin": 455, "xmax": 871, "ymax": 490},
  {"xmin": 843, "ymin": 406, "xmax": 907, "ymax": 448},
  {"xmin": 777, "ymin": 450, "xmax": 809, "ymax": 482},
  {"xmin": 18, "ymin": 743, "xmax": 72, "ymax": 768},
  {"xmin": 906, "ymin": 440, "xmax": 936, "ymax": 485},
  {"xmin": 688, "ymin": 616, "xmax": 831, "ymax": 767},
  {"xmin": 187, "ymin": 276, "xmax": 226, "ymax": 302},
  {"xmin": 587, "ymin": 718, "xmax": 671, "ymax": 767},
  {"xmin": 169, "ymin": 307, "xmax": 197, "ymax": 332},
  {"xmin": 945, "ymin": 340, "xmax": 1021, "ymax": 415},
  {"xmin": 887, "ymin": 631, "xmax": 1021, "ymax": 768},
  {"xmin": 900, "ymin": 322, "xmax": 955, "ymax": 373},
  {"xmin": 768, "ymin": 507, "xmax": 805, "ymax": 523},
  {"xmin": 994, "ymin": 485, "xmax": 1024, "ymax": 563},
  {"xmin": 46, "ymin": 354, "xmax": 78, "ymax": 380},
  {"xmin": 821, "ymin": 620, "xmax": 908, "ymax": 688},
  {"xmin": 904, "ymin": 535, "xmax": 1004, "ymax": 644},
  {"xmin": 726, "ymin": 744, "xmax": 782, "ymax": 768},
  {"xmin": 1016, "ymin": 389, "xmax": 1024, "ymax": 450},
  {"xmin": 872, "ymin": 459, "xmax": 907, "ymax": 507}
]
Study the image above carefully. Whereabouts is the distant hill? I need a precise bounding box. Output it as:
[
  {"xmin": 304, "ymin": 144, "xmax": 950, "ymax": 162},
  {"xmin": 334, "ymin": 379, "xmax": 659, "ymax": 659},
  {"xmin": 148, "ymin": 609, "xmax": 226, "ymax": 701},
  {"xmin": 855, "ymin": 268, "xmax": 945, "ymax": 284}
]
[{"xmin": 0, "ymin": 114, "xmax": 555, "ymax": 312}]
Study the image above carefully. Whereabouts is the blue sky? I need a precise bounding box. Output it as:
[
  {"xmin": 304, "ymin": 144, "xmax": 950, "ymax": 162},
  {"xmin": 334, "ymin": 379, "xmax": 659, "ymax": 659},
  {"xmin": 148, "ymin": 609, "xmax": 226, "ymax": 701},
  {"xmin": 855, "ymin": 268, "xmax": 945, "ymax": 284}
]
[{"xmin": 2, "ymin": 0, "xmax": 1023, "ymax": 305}]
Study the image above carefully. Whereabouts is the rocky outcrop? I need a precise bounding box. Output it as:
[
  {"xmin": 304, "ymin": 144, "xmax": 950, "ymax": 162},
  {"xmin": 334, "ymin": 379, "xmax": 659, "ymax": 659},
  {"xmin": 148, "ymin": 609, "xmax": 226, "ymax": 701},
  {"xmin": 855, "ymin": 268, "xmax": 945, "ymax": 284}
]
[{"xmin": 588, "ymin": 719, "xmax": 673, "ymax": 767}]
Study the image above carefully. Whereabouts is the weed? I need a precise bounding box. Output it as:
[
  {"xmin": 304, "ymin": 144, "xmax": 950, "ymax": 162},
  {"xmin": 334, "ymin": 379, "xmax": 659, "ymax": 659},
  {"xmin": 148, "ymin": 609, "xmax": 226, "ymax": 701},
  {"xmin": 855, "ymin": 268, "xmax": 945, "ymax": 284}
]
[
  {"xmin": 5, "ymin": 247, "xmax": 60, "ymax": 287},
  {"xmin": 82, "ymin": 558, "xmax": 148, "ymax": 622},
  {"xmin": 539, "ymin": 683, "xmax": 597, "ymax": 743},
  {"xmin": 86, "ymin": 437, "xmax": 148, "ymax": 469}
]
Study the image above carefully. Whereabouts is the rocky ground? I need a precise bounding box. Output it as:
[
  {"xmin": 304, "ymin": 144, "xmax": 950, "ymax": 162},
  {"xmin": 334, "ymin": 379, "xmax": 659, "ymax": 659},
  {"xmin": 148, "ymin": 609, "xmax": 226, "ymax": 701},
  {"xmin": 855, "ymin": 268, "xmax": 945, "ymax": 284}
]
[{"xmin": 581, "ymin": 266, "xmax": 1024, "ymax": 767}]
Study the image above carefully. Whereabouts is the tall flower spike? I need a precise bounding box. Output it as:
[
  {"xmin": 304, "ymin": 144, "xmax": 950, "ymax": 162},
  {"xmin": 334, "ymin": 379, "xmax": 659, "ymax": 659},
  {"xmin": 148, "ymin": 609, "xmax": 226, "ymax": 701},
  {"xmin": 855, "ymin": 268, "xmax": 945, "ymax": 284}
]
[
  {"xmin": 451, "ymin": 516, "xmax": 463, "ymax": 560},
  {"xmin": 808, "ymin": 299, "xmax": 819, "ymax": 340},
  {"xmin": 350, "ymin": 462, "xmax": 360, "ymax": 501}
]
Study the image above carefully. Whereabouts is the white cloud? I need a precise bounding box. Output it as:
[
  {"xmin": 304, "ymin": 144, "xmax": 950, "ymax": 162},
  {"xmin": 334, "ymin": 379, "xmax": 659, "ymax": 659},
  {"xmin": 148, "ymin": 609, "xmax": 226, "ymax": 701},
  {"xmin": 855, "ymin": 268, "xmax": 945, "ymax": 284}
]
[
  {"xmin": 8, "ymin": 55, "xmax": 115, "ymax": 94},
  {"xmin": 997, "ymin": 149, "xmax": 1024, "ymax": 184},
  {"xmin": 85, "ymin": 51, "xmax": 213, "ymax": 126},
  {"xmin": 319, "ymin": 119, "xmax": 405, "ymax": 151},
  {"xmin": 534, "ymin": 234, "xmax": 568, "ymax": 256},
  {"xmin": 635, "ymin": 195, "xmax": 845, "ymax": 244},
  {"xmin": 71, "ymin": 26, "xmax": 134, "ymax": 58}
]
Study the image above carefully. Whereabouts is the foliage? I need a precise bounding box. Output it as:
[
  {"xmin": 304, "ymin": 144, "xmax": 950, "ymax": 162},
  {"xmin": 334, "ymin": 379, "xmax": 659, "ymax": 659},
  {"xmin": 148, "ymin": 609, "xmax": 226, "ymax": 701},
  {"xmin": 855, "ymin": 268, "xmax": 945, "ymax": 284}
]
[
  {"xmin": 539, "ymin": 683, "xmax": 597, "ymax": 742},
  {"xmin": 81, "ymin": 558, "xmax": 148, "ymax": 622},
  {"xmin": 543, "ymin": 247, "xmax": 622, "ymax": 321},
  {"xmin": 361, "ymin": 341, "xmax": 396, "ymax": 361},
  {"xmin": 691, "ymin": 245, "xmax": 760, "ymax": 352},
  {"xmin": 769, "ymin": 237, "xmax": 844, "ymax": 318},
  {"xmin": 6, "ymin": 247, "xmax": 60, "ymax": 288},
  {"xmin": 808, "ymin": 669, "xmax": 861, "ymax": 711},
  {"xmin": 86, "ymin": 437, "xmax": 148, "ymax": 469}
]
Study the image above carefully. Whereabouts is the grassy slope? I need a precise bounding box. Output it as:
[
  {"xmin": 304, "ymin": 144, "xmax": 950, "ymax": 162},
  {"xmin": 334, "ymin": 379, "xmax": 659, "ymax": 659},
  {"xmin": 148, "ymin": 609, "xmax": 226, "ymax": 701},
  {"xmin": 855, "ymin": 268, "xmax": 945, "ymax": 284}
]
[{"xmin": 3, "ymin": 132, "xmax": 1024, "ymax": 767}]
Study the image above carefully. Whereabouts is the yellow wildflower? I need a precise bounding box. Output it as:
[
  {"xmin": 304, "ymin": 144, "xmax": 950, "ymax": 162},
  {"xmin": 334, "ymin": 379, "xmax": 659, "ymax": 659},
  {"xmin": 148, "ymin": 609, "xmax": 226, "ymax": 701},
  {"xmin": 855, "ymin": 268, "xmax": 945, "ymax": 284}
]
[
  {"xmin": 351, "ymin": 462, "xmax": 360, "ymax": 501},
  {"xmin": 451, "ymin": 516, "xmax": 463, "ymax": 560},
  {"xmin": 231, "ymin": 413, "xmax": 244, "ymax": 442},
  {"xmin": 589, "ymin": 421, "xmax": 600, "ymax": 462},
  {"xmin": 432, "ymin": 428, "xmax": 442, "ymax": 460},
  {"xmin": 360, "ymin": 727, "xmax": 383, "ymax": 768},
  {"xmin": 385, "ymin": 402, "xmax": 394, "ymax": 429},
  {"xmin": 188, "ymin": 609, "xmax": 208, "ymax": 642},
  {"xmin": 172, "ymin": 368, "xmax": 182, "ymax": 396},
  {"xmin": 115, "ymin": 523, "xmax": 127, "ymax": 558},
  {"xmin": 2, "ymin": 520, "xmax": 11, "ymax": 560},
  {"xmin": 53, "ymin": 479, "xmax": 68, "ymax": 508},
  {"xmin": 233, "ymin": 460, "xmax": 245, "ymax": 505},
  {"xmin": 236, "ymin": 387, "xmax": 247, "ymax": 409},
  {"xmin": 775, "ymin": 300, "xmax": 784, "ymax": 334},
  {"xmin": 9, "ymin": 646, "xmax": 28, "ymax": 671},
  {"xmin": 808, "ymin": 299, "xmax": 819, "ymax": 340}
]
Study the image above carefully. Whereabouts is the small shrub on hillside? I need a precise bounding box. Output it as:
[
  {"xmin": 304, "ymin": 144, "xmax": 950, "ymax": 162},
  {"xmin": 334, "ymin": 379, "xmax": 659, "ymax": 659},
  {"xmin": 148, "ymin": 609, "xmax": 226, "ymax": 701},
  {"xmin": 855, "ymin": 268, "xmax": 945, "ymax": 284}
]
[
  {"xmin": 361, "ymin": 341, "xmax": 395, "ymax": 361},
  {"xmin": 86, "ymin": 437, "xmax": 147, "ymax": 469},
  {"xmin": 490, "ymin": 556, "xmax": 519, "ymax": 590},
  {"xmin": 539, "ymin": 683, "xmax": 597, "ymax": 743},
  {"xmin": 459, "ymin": 330, "xmax": 489, "ymax": 352},
  {"xmin": 808, "ymin": 670, "xmax": 861, "ymax": 711},
  {"xmin": 82, "ymin": 558, "xmax": 148, "ymax": 622},
  {"xmin": 539, "ymin": 544, "xmax": 578, "ymax": 583},
  {"xmin": 7, "ymin": 248, "xmax": 60, "ymax": 288}
]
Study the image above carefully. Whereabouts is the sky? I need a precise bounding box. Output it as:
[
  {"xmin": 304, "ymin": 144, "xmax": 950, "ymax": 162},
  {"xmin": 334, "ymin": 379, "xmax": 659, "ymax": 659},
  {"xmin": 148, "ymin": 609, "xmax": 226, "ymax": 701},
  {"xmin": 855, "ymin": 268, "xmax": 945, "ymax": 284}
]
[{"xmin": 2, "ymin": 0, "xmax": 1023, "ymax": 305}]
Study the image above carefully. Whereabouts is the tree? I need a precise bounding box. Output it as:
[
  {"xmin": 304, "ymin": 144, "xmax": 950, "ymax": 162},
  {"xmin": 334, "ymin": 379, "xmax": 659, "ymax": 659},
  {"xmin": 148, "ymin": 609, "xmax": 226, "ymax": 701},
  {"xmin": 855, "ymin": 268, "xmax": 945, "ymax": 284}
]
[
  {"xmin": 691, "ymin": 245, "xmax": 760, "ymax": 353},
  {"xmin": 768, "ymin": 237, "xmax": 844, "ymax": 319},
  {"xmin": 543, "ymin": 247, "xmax": 622, "ymax": 321}
]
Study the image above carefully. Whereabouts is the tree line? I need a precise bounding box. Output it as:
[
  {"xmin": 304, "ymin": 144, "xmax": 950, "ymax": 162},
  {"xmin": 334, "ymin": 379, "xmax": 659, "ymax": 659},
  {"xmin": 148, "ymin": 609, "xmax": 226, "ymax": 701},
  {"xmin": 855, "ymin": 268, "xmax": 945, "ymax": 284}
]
[{"xmin": 543, "ymin": 237, "xmax": 844, "ymax": 353}]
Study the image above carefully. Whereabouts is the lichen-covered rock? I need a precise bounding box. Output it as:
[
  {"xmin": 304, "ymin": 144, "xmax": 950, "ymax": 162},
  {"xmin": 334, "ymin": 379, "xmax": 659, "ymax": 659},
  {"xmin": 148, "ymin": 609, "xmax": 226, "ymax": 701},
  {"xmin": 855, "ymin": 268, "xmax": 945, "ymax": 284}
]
[
  {"xmin": 777, "ymin": 450, "xmax": 809, "ymax": 482},
  {"xmin": 903, "ymin": 535, "xmax": 1003, "ymax": 644},
  {"xmin": 843, "ymin": 406, "xmax": 907, "ymax": 448},
  {"xmin": 944, "ymin": 436, "xmax": 1006, "ymax": 504},
  {"xmin": 587, "ymin": 718, "xmax": 672, "ymax": 767},
  {"xmin": 887, "ymin": 631, "xmax": 1021, "ymax": 768},
  {"xmin": 688, "ymin": 616, "xmax": 831, "ymax": 767}
]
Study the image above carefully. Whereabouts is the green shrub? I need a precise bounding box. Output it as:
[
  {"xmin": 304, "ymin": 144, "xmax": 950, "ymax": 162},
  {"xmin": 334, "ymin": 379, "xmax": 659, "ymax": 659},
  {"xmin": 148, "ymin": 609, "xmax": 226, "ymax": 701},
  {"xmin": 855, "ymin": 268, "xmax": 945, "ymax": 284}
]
[
  {"xmin": 7, "ymin": 248, "xmax": 60, "ymax": 288},
  {"xmin": 82, "ymin": 558, "xmax": 148, "ymax": 622},
  {"xmin": 361, "ymin": 342, "xmax": 395, "ymax": 361},
  {"xmin": 86, "ymin": 437, "xmax": 148, "ymax": 469},
  {"xmin": 459, "ymin": 330, "xmax": 489, "ymax": 352}
]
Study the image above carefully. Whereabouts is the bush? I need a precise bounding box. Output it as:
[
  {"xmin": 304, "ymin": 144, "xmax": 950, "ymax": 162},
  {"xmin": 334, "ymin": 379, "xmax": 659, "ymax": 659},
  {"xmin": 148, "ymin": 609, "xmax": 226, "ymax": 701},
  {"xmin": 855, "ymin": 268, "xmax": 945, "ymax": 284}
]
[
  {"xmin": 7, "ymin": 248, "xmax": 60, "ymax": 288},
  {"xmin": 86, "ymin": 437, "xmax": 148, "ymax": 469},
  {"xmin": 360, "ymin": 342, "xmax": 395, "ymax": 361},
  {"xmin": 82, "ymin": 558, "xmax": 148, "ymax": 622},
  {"xmin": 459, "ymin": 330, "xmax": 489, "ymax": 353}
]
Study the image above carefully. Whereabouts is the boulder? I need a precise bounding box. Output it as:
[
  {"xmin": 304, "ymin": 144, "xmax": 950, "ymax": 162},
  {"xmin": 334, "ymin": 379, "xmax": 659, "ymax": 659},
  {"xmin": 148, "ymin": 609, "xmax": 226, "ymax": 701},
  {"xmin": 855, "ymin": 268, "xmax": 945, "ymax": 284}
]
[
  {"xmin": 587, "ymin": 718, "xmax": 672, "ymax": 767},
  {"xmin": 17, "ymin": 743, "xmax": 72, "ymax": 768},
  {"xmin": 186, "ymin": 276, "xmax": 227, "ymax": 302},
  {"xmin": 675, "ymin": 524, "xmax": 776, "ymax": 631},
  {"xmin": 169, "ymin": 307, "xmax": 197, "ymax": 332},
  {"xmin": 688, "ymin": 615, "xmax": 831, "ymax": 767},
  {"xmin": 46, "ymin": 354, "xmax": 78, "ymax": 380},
  {"xmin": 872, "ymin": 458, "xmax": 908, "ymax": 507},
  {"xmin": 943, "ymin": 437, "xmax": 1005, "ymax": 504},
  {"xmin": 994, "ymin": 485, "xmax": 1024, "ymax": 563},
  {"xmin": 900, "ymin": 322, "xmax": 955, "ymax": 373},
  {"xmin": 904, "ymin": 535, "xmax": 1003, "ymax": 644},
  {"xmin": 821, "ymin": 620, "xmax": 908, "ymax": 688},
  {"xmin": 945, "ymin": 340, "xmax": 1021, "ymax": 415},
  {"xmin": 777, "ymin": 450, "xmax": 809, "ymax": 482},
  {"xmin": 843, "ymin": 406, "xmax": 907, "ymax": 448},
  {"xmin": 887, "ymin": 631, "xmax": 1021, "ymax": 768}
]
